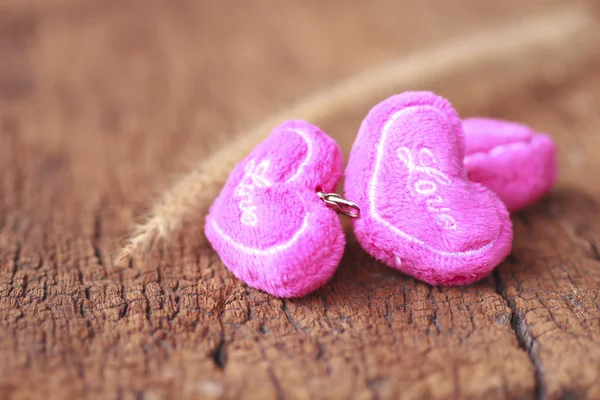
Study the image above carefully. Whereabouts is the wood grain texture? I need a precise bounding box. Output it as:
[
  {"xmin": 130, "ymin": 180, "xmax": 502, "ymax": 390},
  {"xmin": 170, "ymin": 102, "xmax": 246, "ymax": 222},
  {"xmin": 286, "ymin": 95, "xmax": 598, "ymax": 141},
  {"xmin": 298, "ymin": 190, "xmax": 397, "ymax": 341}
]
[{"xmin": 1, "ymin": 1, "xmax": 599, "ymax": 399}]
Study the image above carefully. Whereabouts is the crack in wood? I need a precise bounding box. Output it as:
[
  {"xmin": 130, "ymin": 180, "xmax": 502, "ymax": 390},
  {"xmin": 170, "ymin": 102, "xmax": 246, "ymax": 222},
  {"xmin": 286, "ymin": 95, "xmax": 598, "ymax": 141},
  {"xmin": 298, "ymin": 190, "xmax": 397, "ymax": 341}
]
[
  {"xmin": 281, "ymin": 299, "xmax": 300, "ymax": 332},
  {"xmin": 427, "ymin": 287, "xmax": 442, "ymax": 336},
  {"xmin": 210, "ymin": 339, "xmax": 227, "ymax": 370},
  {"xmin": 92, "ymin": 211, "xmax": 104, "ymax": 268},
  {"xmin": 11, "ymin": 243, "xmax": 21, "ymax": 281},
  {"xmin": 587, "ymin": 239, "xmax": 600, "ymax": 261},
  {"xmin": 266, "ymin": 363, "xmax": 284, "ymax": 400},
  {"xmin": 383, "ymin": 296, "xmax": 392, "ymax": 329},
  {"xmin": 494, "ymin": 270, "xmax": 547, "ymax": 400}
]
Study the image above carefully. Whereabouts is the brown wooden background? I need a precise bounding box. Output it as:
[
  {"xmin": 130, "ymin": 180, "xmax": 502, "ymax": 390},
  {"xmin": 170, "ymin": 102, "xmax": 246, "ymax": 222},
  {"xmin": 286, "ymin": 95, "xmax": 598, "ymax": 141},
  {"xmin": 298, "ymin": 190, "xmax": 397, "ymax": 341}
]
[{"xmin": 1, "ymin": 0, "xmax": 600, "ymax": 399}]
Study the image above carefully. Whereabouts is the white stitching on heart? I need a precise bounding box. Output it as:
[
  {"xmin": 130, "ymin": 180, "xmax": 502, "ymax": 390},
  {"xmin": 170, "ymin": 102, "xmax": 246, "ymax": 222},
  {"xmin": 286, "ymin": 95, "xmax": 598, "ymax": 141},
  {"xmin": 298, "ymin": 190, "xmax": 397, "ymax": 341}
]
[
  {"xmin": 212, "ymin": 128, "xmax": 313, "ymax": 255},
  {"xmin": 398, "ymin": 147, "xmax": 452, "ymax": 186},
  {"xmin": 397, "ymin": 147, "xmax": 456, "ymax": 231},
  {"xmin": 463, "ymin": 137, "xmax": 536, "ymax": 164},
  {"xmin": 369, "ymin": 105, "xmax": 499, "ymax": 257},
  {"xmin": 236, "ymin": 159, "xmax": 274, "ymax": 226}
]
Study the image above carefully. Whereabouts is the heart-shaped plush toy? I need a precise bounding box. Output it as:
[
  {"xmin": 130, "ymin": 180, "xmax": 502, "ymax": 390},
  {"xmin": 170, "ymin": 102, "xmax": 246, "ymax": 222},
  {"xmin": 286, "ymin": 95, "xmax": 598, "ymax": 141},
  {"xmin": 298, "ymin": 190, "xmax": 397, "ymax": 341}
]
[
  {"xmin": 205, "ymin": 120, "xmax": 345, "ymax": 298},
  {"xmin": 463, "ymin": 117, "xmax": 557, "ymax": 212},
  {"xmin": 345, "ymin": 91, "xmax": 513, "ymax": 286}
]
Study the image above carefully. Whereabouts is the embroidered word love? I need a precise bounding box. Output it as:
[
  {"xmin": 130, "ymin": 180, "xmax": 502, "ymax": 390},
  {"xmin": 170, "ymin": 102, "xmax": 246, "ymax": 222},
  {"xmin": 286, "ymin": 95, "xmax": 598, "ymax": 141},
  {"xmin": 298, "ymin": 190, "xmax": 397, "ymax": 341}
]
[
  {"xmin": 397, "ymin": 147, "xmax": 457, "ymax": 230},
  {"xmin": 235, "ymin": 159, "xmax": 273, "ymax": 226}
]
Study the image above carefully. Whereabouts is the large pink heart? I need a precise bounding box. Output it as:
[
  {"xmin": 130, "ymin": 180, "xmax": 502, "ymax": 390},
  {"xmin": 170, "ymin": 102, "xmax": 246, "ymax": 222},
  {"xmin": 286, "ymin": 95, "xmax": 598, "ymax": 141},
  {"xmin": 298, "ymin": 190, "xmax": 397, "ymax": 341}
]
[
  {"xmin": 345, "ymin": 92, "xmax": 513, "ymax": 286},
  {"xmin": 205, "ymin": 120, "xmax": 345, "ymax": 298}
]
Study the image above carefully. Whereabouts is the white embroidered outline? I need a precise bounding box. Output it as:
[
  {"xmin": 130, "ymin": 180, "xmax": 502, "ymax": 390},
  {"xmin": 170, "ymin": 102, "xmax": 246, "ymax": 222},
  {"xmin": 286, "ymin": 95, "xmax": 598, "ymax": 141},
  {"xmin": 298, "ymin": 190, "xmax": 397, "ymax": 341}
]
[
  {"xmin": 286, "ymin": 129, "xmax": 314, "ymax": 183},
  {"xmin": 211, "ymin": 215, "xmax": 310, "ymax": 256},
  {"xmin": 368, "ymin": 105, "xmax": 498, "ymax": 257},
  {"xmin": 211, "ymin": 128, "xmax": 314, "ymax": 255}
]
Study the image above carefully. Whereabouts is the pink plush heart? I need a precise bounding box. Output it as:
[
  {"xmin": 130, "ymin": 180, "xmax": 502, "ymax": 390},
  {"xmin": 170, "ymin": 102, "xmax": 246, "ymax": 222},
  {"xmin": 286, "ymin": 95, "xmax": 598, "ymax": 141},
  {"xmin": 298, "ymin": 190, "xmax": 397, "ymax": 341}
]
[
  {"xmin": 463, "ymin": 117, "xmax": 558, "ymax": 212},
  {"xmin": 345, "ymin": 92, "xmax": 513, "ymax": 286},
  {"xmin": 205, "ymin": 120, "xmax": 345, "ymax": 298}
]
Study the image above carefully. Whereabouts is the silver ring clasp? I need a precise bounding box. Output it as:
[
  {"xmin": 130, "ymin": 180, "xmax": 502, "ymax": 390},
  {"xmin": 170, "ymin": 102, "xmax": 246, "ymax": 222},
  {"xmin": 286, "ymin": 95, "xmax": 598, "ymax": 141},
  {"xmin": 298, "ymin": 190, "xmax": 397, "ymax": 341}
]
[{"xmin": 317, "ymin": 192, "xmax": 361, "ymax": 218}]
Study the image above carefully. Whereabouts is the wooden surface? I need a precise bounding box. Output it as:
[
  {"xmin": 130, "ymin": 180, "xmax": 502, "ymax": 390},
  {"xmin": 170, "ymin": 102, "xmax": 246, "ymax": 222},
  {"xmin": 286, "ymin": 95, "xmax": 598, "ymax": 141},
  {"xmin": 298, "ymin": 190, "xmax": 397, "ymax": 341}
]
[{"xmin": 1, "ymin": 1, "xmax": 600, "ymax": 399}]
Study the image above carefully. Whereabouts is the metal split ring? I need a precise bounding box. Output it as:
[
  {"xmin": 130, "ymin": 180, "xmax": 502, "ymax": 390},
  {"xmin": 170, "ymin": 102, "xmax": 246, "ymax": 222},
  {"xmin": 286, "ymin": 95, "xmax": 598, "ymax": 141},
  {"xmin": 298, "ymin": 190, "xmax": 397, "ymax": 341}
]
[{"xmin": 317, "ymin": 192, "xmax": 361, "ymax": 218}]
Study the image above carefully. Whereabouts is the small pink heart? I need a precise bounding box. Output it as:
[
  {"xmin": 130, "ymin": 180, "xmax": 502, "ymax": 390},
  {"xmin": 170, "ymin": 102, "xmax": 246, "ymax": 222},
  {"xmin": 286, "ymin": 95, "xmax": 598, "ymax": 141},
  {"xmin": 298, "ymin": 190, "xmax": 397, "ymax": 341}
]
[
  {"xmin": 463, "ymin": 117, "xmax": 558, "ymax": 212},
  {"xmin": 345, "ymin": 92, "xmax": 513, "ymax": 286},
  {"xmin": 205, "ymin": 120, "xmax": 345, "ymax": 298}
]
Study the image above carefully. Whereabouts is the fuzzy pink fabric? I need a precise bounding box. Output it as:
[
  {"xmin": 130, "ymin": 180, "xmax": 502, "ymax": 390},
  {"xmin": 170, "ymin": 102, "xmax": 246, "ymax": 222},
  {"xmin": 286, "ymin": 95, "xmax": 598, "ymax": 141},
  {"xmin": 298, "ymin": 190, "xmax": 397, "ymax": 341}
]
[
  {"xmin": 463, "ymin": 117, "xmax": 558, "ymax": 212},
  {"xmin": 205, "ymin": 120, "xmax": 345, "ymax": 298},
  {"xmin": 345, "ymin": 92, "xmax": 513, "ymax": 286}
]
